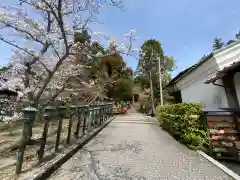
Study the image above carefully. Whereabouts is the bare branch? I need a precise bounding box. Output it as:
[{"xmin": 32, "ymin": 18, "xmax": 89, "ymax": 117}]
[
  {"xmin": 87, "ymin": 91, "xmax": 100, "ymax": 105},
  {"xmin": 126, "ymin": 35, "xmax": 132, "ymax": 56},
  {"xmin": 29, "ymin": 42, "xmax": 50, "ymax": 65},
  {"xmin": 0, "ymin": 22, "xmax": 44, "ymax": 45},
  {"xmin": 56, "ymin": 0, "xmax": 68, "ymax": 49},
  {"xmin": 0, "ymin": 36, "xmax": 35, "ymax": 57},
  {"xmin": 41, "ymin": 0, "xmax": 59, "ymax": 21},
  {"xmin": 34, "ymin": 52, "xmax": 68, "ymax": 103},
  {"xmin": 0, "ymin": 0, "xmax": 136, "ymax": 108},
  {"xmin": 19, "ymin": 0, "xmax": 49, "ymax": 12},
  {"xmin": 39, "ymin": 61, "xmax": 51, "ymax": 74},
  {"xmin": 43, "ymin": 84, "xmax": 67, "ymax": 106},
  {"xmin": 81, "ymin": 13, "xmax": 94, "ymax": 30},
  {"xmin": 50, "ymin": 44, "xmax": 61, "ymax": 59},
  {"xmin": 105, "ymin": 0, "xmax": 125, "ymax": 11}
]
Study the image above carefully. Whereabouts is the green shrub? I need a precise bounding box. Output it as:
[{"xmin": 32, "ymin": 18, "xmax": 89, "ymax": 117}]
[{"xmin": 156, "ymin": 102, "xmax": 209, "ymax": 151}]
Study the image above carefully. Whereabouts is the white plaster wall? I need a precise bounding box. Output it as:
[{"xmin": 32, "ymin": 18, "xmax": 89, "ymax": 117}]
[
  {"xmin": 180, "ymin": 79, "xmax": 228, "ymax": 108},
  {"xmin": 175, "ymin": 57, "xmax": 219, "ymax": 90},
  {"xmin": 234, "ymin": 72, "xmax": 240, "ymax": 103},
  {"xmin": 174, "ymin": 41, "xmax": 240, "ymax": 109},
  {"xmin": 175, "ymin": 56, "xmax": 228, "ymax": 108}
]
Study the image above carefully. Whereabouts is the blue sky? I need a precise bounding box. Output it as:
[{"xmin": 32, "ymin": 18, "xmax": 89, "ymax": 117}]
[{"xmin": 1, "ymin": 0, "xmax": 240, "ymax": 78}]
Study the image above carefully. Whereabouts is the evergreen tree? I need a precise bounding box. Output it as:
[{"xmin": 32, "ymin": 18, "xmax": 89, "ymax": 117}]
[{"xmin": 213, "ymin": 37, "xmax": 224, "ymax": 51}]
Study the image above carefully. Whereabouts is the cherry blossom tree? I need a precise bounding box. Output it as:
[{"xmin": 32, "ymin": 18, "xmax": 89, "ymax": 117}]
[
  {"xmin": 0, "ymin": 0, "xmax": 137, "ymax": 104},
  {"xmin": 0, "ymin": 0, "xmax": 138, "ymax": 138}
]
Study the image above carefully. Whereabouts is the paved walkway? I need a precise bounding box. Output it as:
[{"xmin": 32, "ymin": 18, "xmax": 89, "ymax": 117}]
[{"xmin": 48, "ymin": 112, "xmax": 231, "ymax": 180}]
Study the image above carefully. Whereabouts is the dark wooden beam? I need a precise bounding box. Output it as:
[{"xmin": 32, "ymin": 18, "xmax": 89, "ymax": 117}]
[{"xmin": 222, "ymin": 73, "xmax": 239, "ymax": 108}]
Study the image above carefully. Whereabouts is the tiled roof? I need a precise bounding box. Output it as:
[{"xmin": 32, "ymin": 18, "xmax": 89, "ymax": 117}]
[
  {"xmin": 167, "ymin": 40, "xmax": 240, "ymax": 87},
  {"xmin": 205, "ymin": 59, "xmax": 240, "ymax": 84}
]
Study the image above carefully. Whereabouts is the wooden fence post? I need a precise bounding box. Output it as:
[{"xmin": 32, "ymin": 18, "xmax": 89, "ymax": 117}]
[
  {"xmin": 37, "ymin": 106, "xmax": 56, "ymax": 161},
  {"xmin": 107, "ymin": 104, "xmax": 110, "ymax": 119},
  {"xmin": 67, "ymin": 106, "xmax": 76, "ymax": 144},
  {"xmin": 75, "ymin": 106, "xmax": 81, "ymax": 138},
  {"xmin": 16, "ymin": 118, "xmax": 30, "ymax": 174},
  {"xmin": 55, "ymin": 106, "xmax": 66, "ymax": 151},
  {"xmin": 104, "ymin": 105, "xmax": 107, "ymax": 121},
  {"xmin": 110, "ymin": 103, "xmax": 113, "ymax": 117},
  {"xmin": 96, "ymin": 106, "xmax": 101, "ymax": 125},
  {"xmin": 82, "ymin": 105, "xmax": 88, "ymax": 135},
  {"xmin": 100, "ymin": 104, "xmax": 104, "ymax": 123},
  {"xmin": 16, "ymin": 106, "xmax": 38, "ymax": 174},
  {"xmin": 90, "ymin": 105, "xmax": 94, "ymax": 127}
]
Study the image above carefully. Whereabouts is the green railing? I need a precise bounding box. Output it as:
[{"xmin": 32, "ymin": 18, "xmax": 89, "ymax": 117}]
[{"xmin": 15, "ymin": 102, "xmax": 113, "ymax": 174}]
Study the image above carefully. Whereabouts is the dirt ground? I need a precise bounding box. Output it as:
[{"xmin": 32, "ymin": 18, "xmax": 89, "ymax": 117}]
[{"xmin": 0, "ymin": 116, "xmax": 84, "ymax": 180}]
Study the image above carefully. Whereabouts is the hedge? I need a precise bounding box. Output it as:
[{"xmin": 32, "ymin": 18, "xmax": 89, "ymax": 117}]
[{"xmin": 156, "ymin": 102, "xmax": 209, "ymax": 151}]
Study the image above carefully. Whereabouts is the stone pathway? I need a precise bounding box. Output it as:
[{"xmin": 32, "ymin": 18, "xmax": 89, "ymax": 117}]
[{"xmin": 48, "ymin": 112, "xmax": 232, "ymax": 180}]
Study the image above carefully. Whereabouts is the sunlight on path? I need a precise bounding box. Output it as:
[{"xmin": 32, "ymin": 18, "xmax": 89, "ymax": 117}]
[{"xmin": 48, "ymin": 113, "xmax": 231, "ymax": 180}]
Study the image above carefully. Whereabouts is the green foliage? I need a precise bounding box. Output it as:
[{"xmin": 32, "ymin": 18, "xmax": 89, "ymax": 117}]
[
  {"xmin": 156, "ymin": 102, "xmax": 209, "ymax": 151},
  {"xmin": 137, "ymin": 39, "xmax": 175, "ymax": 77},
  {"xmin": 74, "ymin": 30, "xmax": 91, "ymax": 44},
  {"xmin": 137, "ymin": 39, "xmax": 164, "ymax": 76},
  {"xmin": 85, "ymin": 40, "xmax": 133, "ymax": 102},
  {"xmin": 236, "ymin": 31, "xmax": 240, "ymax": 40},
  {"xmin": 91, "ymin": 41, "xmax": 105, "ymax": 54},
  {"xmin": 135, "ymin": 39, "xmax": 176, "ymax": 106},
  {"xmin": 163, "ymin": 56, "xmax": 175, "ymax": 72},
  {"xmin": 0, "ymin": 65, "xmax": 11, "ymax": 73},
  {"xmin": 122, "ymin": 67, "xmax": 133, "ymax": 79},
  {"xmin": 226, "ymin": 40, "xmax": 236, "ymax": 46},
  {"xmin": 113, "ymin": 78, "xmax": 133, "ymax": 101},
  {"xmin": 87, "ymin": 51, "xmax": 127, "ymax": 81},
  {"xmin": 134, "ymin": 76, "xmax": 149, "ymax": 89},
  {"xmin": 213, "ymin": 37, "xmax": 224, "ymax": 51}
]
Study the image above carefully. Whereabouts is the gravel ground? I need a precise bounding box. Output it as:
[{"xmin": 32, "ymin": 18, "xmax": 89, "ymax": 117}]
[{"xmin": 48, "ymin": 112, "xmax": 232, "ymax": 180}]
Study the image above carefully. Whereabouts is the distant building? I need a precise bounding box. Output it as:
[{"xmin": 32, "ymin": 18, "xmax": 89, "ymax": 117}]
[
  {"xmin": 0, "ymin": 88, "xmax": 18, "ymax": 118},
  {"xmin": 0, "ymin": 88, "xmax": 18, "ymax": 100},
  {"xmin": 167, "ymin": 40, "xmax": 240, "ymax": 109}
]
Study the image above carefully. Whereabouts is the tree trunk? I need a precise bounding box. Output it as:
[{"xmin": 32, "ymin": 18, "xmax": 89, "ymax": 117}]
[{"xmin": 149, "ymin": 71, "xmax": 155, "ymax": 115}]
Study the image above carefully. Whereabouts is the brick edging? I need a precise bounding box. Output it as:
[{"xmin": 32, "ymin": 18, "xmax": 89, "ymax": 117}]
[{"xmin": 28, "ymin": 116, "xmax": 116, "ymax": 180}]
